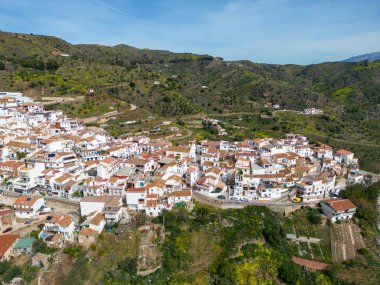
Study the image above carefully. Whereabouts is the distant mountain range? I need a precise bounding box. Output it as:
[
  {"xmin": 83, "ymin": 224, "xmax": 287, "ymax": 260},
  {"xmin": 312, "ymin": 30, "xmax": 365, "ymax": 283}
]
[{"xmin": 343, "ymin": 51, "xmax": 380, "ymax": 62}]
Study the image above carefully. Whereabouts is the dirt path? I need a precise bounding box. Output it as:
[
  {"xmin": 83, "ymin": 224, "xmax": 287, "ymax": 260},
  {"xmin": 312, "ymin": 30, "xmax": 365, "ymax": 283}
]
[
  {"xmin": 82, "ymin": 110, "xmax": 118, "ymax": 124},
  {"xmin": 208, "ymin": 111, "xmax": 380, "ymax": 147},
  {"xmin": 38, "ymin": 96, "xmax": 85, "ymax": 106},
  {"xmin": 298, "ymin": 131, "xmax": 380, "ymax": 147}
]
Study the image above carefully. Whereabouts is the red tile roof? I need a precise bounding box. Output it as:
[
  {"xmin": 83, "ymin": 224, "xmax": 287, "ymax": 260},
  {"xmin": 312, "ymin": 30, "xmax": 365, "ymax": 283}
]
[
  {"xmin": 337, "ymin": 149, "xmax": 353, "ymax": 156},
  {"xmin": 292, "ymin": 257, "xmax": 330, "ymax": 270},
  {"xmin": 0, "ymin": 234, "xmax": 19, "ymax": 259},
  {"xmin": 322, "ymin": 198, "xmax": 356, "ymax": 212}
]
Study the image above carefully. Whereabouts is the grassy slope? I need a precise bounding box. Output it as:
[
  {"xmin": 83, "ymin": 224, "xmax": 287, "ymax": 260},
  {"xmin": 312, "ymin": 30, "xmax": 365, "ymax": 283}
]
[
  {"xmin": 1, "ymin": 31, "xmax": 380, "ymax": 171},
  {"xmin": 55, "ymin": 201, "xmax": 380, "ymax": 285}
]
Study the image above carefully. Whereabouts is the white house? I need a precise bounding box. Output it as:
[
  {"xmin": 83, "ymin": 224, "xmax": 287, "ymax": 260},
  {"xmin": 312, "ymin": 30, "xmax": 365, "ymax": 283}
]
[
  {"xmin": 89, "ymin": 212, "xmax": 106, "ymax": 233},
  {"xmin": 334, "ymin": 149, "xmax": 355, "ymax": 165},
  {"xmin": 13, "ymin": 196, "xmax": 45, "ymax": 219},
  {"xmin": 167, "ymin": 189, "xmax": 192, "ymax": 205},
  {"xmin": 42, "ymin": 213, "xmax": 76, "ymax": 241},
  {"xmin": 184, "ymin": 166, "xmax": 199, "ymax": 186},
  {"xmin": 125, "ymin": 187, "xmax": 147, "ymax": 211},
  {"xmin": 12, "ymin": 163, "xmax": 45, "ymax": 194},
  {"xmin": 80, "ymin": 196, "xmax": 123, "ymax": 224},
  {"xmin": 320, "ymin": 199, "xmax": 356, "ymax": 222}
]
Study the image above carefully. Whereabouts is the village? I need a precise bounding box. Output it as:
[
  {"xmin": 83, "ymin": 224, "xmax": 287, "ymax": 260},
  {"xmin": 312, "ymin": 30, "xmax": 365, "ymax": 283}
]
[{"xmin": 0, "ymin": 92, "xmax": 367, "ymax": 271}]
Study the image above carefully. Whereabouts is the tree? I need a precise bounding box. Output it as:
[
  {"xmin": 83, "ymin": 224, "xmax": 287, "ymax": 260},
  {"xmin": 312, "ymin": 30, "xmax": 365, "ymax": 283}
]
[
  {"xmin": 2, "ymin": 266, "xmax": 22, "ymax": 283},
  {"xmin": 29, "ymin": 230, "xmax": 39, "ymax": 239},
  {"xmin": 16, "ymin": 152, "xmax": 26, "ymax": 160},
  {"xmin": 32, "ymin": 239, "xmax": 56, "ymax": 254},
  {"xmin": 134, "ymin": 212, "xmax": 147, "ymax": 228},
  {"xmin": 234, "ymin": 244, "xmax": 279, "ymax": 285},
  {"xmin": 307, "ymin": 208, "xmax": 322, "ymax": 224},
  {"xmin": 278, "ymin": 261, "xmax": 300, "ymax": 285}
]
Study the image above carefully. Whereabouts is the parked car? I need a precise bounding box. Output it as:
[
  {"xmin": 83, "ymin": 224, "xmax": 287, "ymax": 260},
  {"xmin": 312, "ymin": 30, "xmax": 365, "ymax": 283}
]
[
  {"xmin": 230, "ymin": 197, "xmax": 238, "ymax": 200},
  {"xmin": 292, "ymin": 197, "xmax": 302, "ymax": 203},
  {"xmin": 240, "ymin": 198, "xmax": 249, "ymax": 202},
  {"xmin": 0, "ymin": 190, "xmax": 3, "ymax": 196},
  {"xmin": 25, "ymin": 220, "xmax": 32, "ymax": 225},
  {"xmin": 217, "ymin": 195, "xmax": 226, "ymax": 199},
  {"xmin": 40, "ymin": 207, "xmax": 52, "ymax": 214},
  {"xmin": 333, "ymin": 188, "xmax": 342, "ymax": 199},
  {"xmin": 3, "ymin": 227, "xmax": 12, "ymax": 233}
]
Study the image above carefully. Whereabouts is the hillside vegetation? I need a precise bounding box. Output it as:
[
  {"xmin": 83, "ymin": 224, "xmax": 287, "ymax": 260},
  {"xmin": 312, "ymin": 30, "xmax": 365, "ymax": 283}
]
[{"xmin": 1, "ymin": 31, "xmax": 380, "ymax": 171}]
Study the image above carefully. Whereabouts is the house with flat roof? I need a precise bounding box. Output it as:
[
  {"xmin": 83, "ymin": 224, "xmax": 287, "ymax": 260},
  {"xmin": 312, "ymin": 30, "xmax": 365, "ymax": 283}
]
[{"xmin": 13, "ymin": 236, "xmax": 36, "ymax": 254}]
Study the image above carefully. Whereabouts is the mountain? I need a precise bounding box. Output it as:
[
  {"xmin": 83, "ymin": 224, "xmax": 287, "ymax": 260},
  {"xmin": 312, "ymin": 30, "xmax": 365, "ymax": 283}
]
[
  {"xmin": 343, "ymin": 51, "xmax": 380, "ymax": 62},
  {"xmin": 0, "ymin": 31, "xmax": 379, "ymax": 172}
]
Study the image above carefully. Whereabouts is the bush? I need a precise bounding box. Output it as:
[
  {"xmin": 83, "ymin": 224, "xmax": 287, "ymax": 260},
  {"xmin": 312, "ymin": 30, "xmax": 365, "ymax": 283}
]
[
  {"xmin": 307, "ymin": 208, "xmax": 322, "ymax": 224},
  {"xmin": 32, "ymin": 239, "xmax": 56, "ymax": 255},
  {"xmin": 90, "ymin": 243, "xmax": 97, "ymax": 251},
  {"xmin": 0, "ymin": 261, "xmax": 11, "ymax": 275},
  {"xmin": 29, "ymin": 230, "xmax": 40, "ymax": 239},
  {"xmin": 21, "ymin": 266, "xmax": 39, "ymax": 283},
  {"xmin": 357, "ymin": 248, "xmax": 369, "ymax": 255},
  {"xmin": 133, "ymin": 212, "xmax": 147, "ymax": 228},
  {"xmin": 117, "ymin": 257, "xmax": 137, "ymax": 274},
  {"xmin": 278, "ymin": 261, "xmax": 300, "ymax": 285},
  {"xmin": 63, "ymin": 245, "xmax": 83, "ymax": 258},
  {"xmin": 2, "ymin": 265, "xmax": 22, "ymax": 283}
]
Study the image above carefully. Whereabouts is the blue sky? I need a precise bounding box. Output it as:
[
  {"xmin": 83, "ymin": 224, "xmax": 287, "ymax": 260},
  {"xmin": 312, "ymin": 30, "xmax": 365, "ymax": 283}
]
[{"xmin": 1, "ymin": 0, "xmax": 379, "ymax": 64}]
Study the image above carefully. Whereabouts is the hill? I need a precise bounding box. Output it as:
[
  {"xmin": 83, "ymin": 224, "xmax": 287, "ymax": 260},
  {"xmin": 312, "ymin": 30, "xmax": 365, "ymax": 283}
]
[
  {"xmin": 0, "ymin": 31, "xmax": 379, "ymax": 172},
  {"xmin": 343, "ymin": 51, "xmax": 380, "ymax": 62}
]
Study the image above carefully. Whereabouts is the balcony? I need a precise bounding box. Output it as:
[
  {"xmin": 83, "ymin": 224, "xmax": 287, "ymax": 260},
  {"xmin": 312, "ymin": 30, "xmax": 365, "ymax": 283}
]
[{"xmin": 105, "ymin": 212, "xmax": 119, "ymax": 219}]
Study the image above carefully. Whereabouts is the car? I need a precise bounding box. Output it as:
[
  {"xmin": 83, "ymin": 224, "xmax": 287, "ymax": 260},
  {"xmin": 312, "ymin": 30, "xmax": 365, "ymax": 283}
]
[
  {"xmin": 230, "ymin": 197, "xmax": 238, "ymax": 200},
  {"xmin": 217, "ymin": 195, "xmax": 226, "ymax": 199},
  {"xmin": 40, "ymin": 207, "xmax": 52, "ymax": 214},
  {"xmin": 0, "ymin": 190, "xmax": 3, "ymax": 196},
  {"xmin": 45, "ymin": 235, "xmax": 54, "ymax": 242},
  {"xmin": 25, "ymin": 220, "xmax": 32, "ymax": 225},
  {"xmin": 292, "ymin": 197, "xmax": 302, "ymax": 203},
  {"xmin": 3, "ymin": 227, "xmax": 12, "ymax": 233},
  {"xmin": 240, "ymin": 198, "xmax": 249, "ymax": 202}
]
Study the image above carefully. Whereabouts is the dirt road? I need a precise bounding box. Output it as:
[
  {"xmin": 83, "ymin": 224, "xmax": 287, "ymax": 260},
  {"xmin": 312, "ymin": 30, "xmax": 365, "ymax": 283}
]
[
  {"xmin": 38, "ymin": 96, "xmax": 85, "ymax": 106},
  {"xmin": 81, "ymin": 110, "xmax": 118, "ymax": 124}
]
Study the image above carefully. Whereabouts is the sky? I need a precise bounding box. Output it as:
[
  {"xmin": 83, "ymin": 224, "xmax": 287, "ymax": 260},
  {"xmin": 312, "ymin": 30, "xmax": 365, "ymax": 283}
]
[{"xmin": 1, "ymin": 0, "xmax": 379, "ymax": 64}]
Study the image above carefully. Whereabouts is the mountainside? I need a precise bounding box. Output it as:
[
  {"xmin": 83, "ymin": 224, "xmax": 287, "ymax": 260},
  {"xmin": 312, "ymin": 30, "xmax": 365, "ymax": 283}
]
[
  {"xmin": 1, "ymin": 31, "xmax": 379, "ymax": 171},
  {"xmin": 1, "ymin": 31, "xmax": 379, "ymax": 115},
  {"xmin": 343, "ymin": 51, "xmax": 380, "ymax": 62}
]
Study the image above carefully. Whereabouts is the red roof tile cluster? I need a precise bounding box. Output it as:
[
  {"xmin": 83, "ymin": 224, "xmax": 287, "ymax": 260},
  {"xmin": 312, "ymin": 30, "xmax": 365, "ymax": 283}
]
[{"xmin": 292, "ymin": 257, "xmax": 330, "ymax": 270}]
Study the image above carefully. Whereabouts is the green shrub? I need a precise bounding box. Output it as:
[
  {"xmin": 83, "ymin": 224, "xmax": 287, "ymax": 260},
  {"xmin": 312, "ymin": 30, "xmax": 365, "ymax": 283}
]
[{"xmin": 63, "ymin": 245, "xmax": 83, "ymax": 258}]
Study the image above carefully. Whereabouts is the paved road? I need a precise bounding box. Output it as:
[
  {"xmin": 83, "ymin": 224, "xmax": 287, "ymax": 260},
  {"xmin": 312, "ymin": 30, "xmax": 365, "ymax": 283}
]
[
  {"xmin": 168, "ymin": 128, "xmax": 193, "ymax": 141},
  {"xmin": 192, "ymin": 191, "xmax": 320, "ymax": 209}
]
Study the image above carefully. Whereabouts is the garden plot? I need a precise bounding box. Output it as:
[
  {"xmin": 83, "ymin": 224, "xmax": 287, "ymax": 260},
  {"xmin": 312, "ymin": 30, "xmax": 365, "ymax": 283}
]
[
  {"xmin": 331, "ymin": 222, "xmax": 365, "ymax": 262},
  {"xmin": 283, "ymin": 208, "xmax": 332, "ymax": 263},
  {"xmin": 137, "ymin": 229, "xmax": 161, "ymax": 274}
]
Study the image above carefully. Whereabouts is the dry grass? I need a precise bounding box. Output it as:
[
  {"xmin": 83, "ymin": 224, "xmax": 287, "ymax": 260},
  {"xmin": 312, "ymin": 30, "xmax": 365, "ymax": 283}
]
[{"xmin": 84, "ymin": 231, "xmax": 140, "ymax": 285}]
